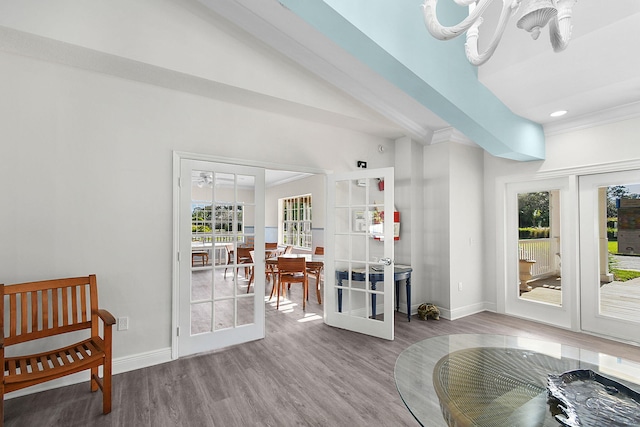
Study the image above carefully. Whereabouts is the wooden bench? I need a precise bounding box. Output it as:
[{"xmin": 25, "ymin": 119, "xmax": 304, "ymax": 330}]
[{"xmin": 0, "ymin": 275, "xmax": 115, "ymax": 425}]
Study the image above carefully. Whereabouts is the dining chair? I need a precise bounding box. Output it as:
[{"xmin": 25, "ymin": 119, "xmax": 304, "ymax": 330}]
[
  {"xmin": 276, "ymin": 257, "xmax": 308, "ymax": 310},
  {"xmin": 236, "ymin": 246, "xmax": 253, "ymax": 281},
  {"xmin": 246, "ymin": 250, "xmax": 256, "ymax": 293},
  {"xmin": 224, "ymin": 244, "xmax": 234, "ymax": 278},
  {"xmin": 307, "ymin": 246, "xmax": 324, "ymax": 304}
]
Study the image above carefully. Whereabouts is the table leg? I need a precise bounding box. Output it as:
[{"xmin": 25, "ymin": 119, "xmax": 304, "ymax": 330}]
[
  {"xmin": 371, "ymin": 281, "xmax": 377, "ymax": 318},
  {"xmin": 406, "ymin": 276, "xmax": 411, "ymax": 322},
  {"xmin": 337, "ymin": 276, "xmax": 343, "ymax": 312},
  {"xmin": 395, "ymin": 280, "xmax": 400, "ymax": 312}
]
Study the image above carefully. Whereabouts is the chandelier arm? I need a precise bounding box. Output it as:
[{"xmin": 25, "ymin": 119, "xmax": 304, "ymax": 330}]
[
  {"xmin": 423, "ymin": 0, "xmax": 496, "ymax": 41},
  {"xmin": 465, "ymin": 0, "xmax": 518, "ymax": 66},
  {"xmin": 549, "ymin": 0, "xmax": 577, "ymax": 52}
]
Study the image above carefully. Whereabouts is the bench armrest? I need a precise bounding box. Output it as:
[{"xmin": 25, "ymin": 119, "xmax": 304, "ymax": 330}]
[{"xmin": 96, "ymin": 309, "xmax": 116, "ymax": 326}]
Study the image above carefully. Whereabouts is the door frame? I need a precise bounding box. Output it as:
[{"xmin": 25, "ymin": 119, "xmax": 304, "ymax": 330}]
[
  {"xmin": 503, "ymin": 176, "xmax": 577, "ymax": 330},
  {"xmin": 171, "ymin": 151, "xmax": 329, "ymax": 359},
  {"xmin": 579, "ymin": 169, "xmax": 640, "ymax": 343}
]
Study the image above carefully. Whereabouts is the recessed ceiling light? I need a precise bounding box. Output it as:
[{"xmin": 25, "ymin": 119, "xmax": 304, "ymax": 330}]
[{"xmin": 550, "ymin": 110, "xmax": 568, "ymax": 118}]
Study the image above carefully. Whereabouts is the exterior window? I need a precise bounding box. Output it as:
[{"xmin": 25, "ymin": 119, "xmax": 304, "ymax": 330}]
[
  {"xmin": 281, "ymin": 195, "xmax": 312, "ymax": 249},
  {"xmin": 192, "ymin": 202, "xmax": 244, "ymax": 244}
]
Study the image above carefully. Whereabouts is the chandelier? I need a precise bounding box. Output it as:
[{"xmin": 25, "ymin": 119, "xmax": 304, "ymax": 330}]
[{"xmin": 423, "ymin": 0, "xmax": 577, "ymax": 65}]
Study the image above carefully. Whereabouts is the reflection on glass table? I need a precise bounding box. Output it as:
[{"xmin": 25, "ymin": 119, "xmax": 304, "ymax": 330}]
[{"xmin": 394, "ymin": 334, "xmax": 640, "ymax": 427}]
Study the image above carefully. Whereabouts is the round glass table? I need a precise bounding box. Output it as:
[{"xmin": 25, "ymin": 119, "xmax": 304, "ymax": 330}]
[{"xmin": 394, "ymin": 334, "xmax": 640, "ymax": 427}]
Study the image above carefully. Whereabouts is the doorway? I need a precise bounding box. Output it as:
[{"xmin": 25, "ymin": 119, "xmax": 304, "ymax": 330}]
[
  {"xmin": 580, "ymin": 170, "xmax": 640, "ymax": 344},
  {"xmin": 172, "ymin": 152, "xmax": 328, "ymax": 358}
]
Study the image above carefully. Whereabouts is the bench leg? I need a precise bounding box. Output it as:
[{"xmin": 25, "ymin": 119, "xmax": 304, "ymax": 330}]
[
  {"xmin": 103, "ymin": 361, "xmax": 112, "ymax": 414},
  {"xmin": 103, "ymin": 330, "xmax": 113, "ymax": 414},
  {"xmin": 1, "ymin": 379, "xmax": 4, "ymax": 427},
  {"xmin": 91, "ymin": 366, "xmax": 99, "ymax": 392}
]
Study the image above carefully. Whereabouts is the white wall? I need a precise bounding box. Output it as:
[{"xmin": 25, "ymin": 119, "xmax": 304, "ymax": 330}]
[
  {"xmin": 265, "ymin": 175, "xmax": 326, "ymax": 229},
  {"xmin": 394, "ymin": 137, "xmax": 425, "ymax": 315},
  {"xmin": 424, "ymin": 143, "xmax": 452, "ymax": 311},
  {"xmin": 448, "ymin": 143, "xmax": 485, "ymax": 317},
  {"xmin": 0, "ymin": 2, "xmax": 396, "ymax": 377}
]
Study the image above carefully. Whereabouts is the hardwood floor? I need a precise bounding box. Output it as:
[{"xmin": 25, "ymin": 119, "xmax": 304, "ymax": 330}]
[{"xmin": 5, "ymin": 282, "xmax": 640, "ymax": 427}]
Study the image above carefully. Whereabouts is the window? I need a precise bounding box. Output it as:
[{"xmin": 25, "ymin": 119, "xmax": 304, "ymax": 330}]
[
  {"xmin": 192, "ymin": 202, "xmax": 244, "ymax": 244},
  {"xmin": 280, "ymin": 195, "xmax": 312, "ymax": 249}
]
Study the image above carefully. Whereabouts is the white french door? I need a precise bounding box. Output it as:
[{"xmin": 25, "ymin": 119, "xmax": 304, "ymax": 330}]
[
  {"xmin": 580, "ymin": 170, "xmax": 640, "ymax": 344},
  {"xmin": 177, "ymin": 159, "xmax": 265, "ymax": 357},
  {"xmin": 504, "ymin": 177, "xmax": 575, "ymax": 329},
  {"xmin": 324, "ymin": 167, "xmax": 395, "ymax": 340}
]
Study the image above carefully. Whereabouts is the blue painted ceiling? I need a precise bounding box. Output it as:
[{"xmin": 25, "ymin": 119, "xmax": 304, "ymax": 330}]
[{"xmin": 279, "ymin": 0, "xmax": 545, "ymax": 161}]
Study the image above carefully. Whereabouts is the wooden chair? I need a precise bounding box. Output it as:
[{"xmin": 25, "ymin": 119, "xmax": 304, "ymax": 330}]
[
  {"xmin": 224, "ymin": 244, "xmax": 234, "ymax": 278},
  {"xmin": 276, "ymin": 257, "xmax": 308, "ymax": 310},
  {"xmin": 236, "ymin": 247, "xmax": 253, "ymax": 280},
  {"xmin": 246, "ymin": 250, "xmax": 256, "ymax": 293},
  {"xmin": 0, "ymin": 275, "xmax": 115, "ymax": 424},
  {"xmin": 306, "ymin": 247, "xmax": 324, "ymax": 304},
  {"xmin": 191, "ymin": 250, "xmax": 209, "ymax": 266}
]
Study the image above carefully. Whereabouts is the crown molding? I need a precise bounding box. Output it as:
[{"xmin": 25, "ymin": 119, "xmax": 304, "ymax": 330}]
[
  {"xmin": 544, "ymin": 101, "xmax": 640, "ymax": 137},
  {"xmin": 430, "ymin": 127, "xmax": 476, "ymax": 147}
]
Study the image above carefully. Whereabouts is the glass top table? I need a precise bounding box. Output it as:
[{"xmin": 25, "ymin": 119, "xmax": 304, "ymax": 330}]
[{"xmin": 394, "ymin": 334, "xmax": 640, "ymax": 427}]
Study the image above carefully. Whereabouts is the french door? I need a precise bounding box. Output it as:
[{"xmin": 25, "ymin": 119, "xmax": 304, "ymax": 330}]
[
  {"xmin": 177, "ymin": 159, "xmax": 265, "ymax": 357},
  {"xmin": 580, "ymin": 170, "xmax": 640, "ymax": 344},
  {"xmin": 504, "ymin": 177, "xmax": 575, "ymax": 329},
  {"xmin": 324, "ymin": 167, "xmax": 395, "ymax": 340}
]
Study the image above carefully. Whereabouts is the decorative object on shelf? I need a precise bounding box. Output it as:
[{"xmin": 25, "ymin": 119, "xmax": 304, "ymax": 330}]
[
  {"xmin": 547, "ymin": 369, "xmax": 640, "ymax": 427},
  {"xmin": 422, "ymin": 0, "xmax": 578, "ymax": 65},
  {"xmin": 417, "ymin": 303, "xmax": 440, "ymax": 320}
]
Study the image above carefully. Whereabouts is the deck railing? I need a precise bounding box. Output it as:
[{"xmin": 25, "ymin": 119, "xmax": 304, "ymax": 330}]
[{"xmin": 519, "ymin": 238, "xmax": 560, "ymax": 278}]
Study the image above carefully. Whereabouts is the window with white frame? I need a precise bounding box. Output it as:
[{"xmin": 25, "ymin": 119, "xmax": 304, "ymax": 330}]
[
  {"xmin": 192, "ymin": 202, "xmax": 244, "ymax": 244},
  {"xmin": 280, "ymin": 195, "xmax": 312, "ymax": 249}
]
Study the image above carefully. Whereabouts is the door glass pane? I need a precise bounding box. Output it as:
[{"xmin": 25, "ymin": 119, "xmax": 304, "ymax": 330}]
[
  {"xmin": 517, "ymin": 190, "xmax": 562, "ymax": 306},
  {"xmin": 214, "ymin": 299, "xmax": 234, "ymax": 330},
  {"xmin": 191, "ymin": 302, "xmax": 212, "ymax": 334},
  {"xmin": 237, "ymin": 297, "xmax": 254, "ymax": 326},
  {"xmin": 600, "ymin": 184, "xmax": 640, "ymax": 321}
]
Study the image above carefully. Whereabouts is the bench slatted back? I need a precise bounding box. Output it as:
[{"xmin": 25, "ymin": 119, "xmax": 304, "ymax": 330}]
[{"xmin": 2, "ymin": 275, "xmax": 99, "ymax": 346}]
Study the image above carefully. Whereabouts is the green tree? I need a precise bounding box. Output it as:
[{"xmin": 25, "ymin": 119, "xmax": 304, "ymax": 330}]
[{"xmin": 518, "ymin": 192, "xmax": 549, "ymax": 228}]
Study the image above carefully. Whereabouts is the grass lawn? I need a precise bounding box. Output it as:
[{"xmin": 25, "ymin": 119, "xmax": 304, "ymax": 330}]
[
  {"xmin": 608, "ymin": 240, "xmax": 640, "ymax": 281},
  {"xmin": 612, "ymin": 269, "xmax": 640, "ymax": 281}
]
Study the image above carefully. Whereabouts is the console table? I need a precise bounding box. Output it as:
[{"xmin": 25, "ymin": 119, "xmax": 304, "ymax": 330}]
[{"xmin": 335, "ymin": 266, "xmax": 412, "ymax": 321}]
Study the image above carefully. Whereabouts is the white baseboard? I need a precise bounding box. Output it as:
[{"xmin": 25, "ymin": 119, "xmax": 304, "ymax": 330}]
[
  {"xmin": 5, "ymin": 347, "xmax": 172, "ymax": 399},
  {"xmin": 448, "ymin": 302, "xmax": 493, "ymax": 320}
]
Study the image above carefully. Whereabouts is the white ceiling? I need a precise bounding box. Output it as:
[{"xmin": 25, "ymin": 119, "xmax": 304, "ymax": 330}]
[
  {"xmin": 203, "ymin": 0, "xmax": 640, "ymax": 140},
  {"xmin": 478, "ymin": 0, "xmax": 640, "ymax": 130}
]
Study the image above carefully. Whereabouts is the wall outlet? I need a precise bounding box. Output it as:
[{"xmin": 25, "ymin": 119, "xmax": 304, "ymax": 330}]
[
  {"xmin": 458, "ymin": 282, "xmax": 463, "ymax": 291},
  {"xmin": 118, "ymin": 316, "xmax": 129, "ymax": 331}
]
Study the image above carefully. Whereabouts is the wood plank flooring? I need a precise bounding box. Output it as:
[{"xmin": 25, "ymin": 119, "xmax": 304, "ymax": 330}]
[{"xmin": 5, "ymin": 282, "xmax": 640, "ymax": 427}]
